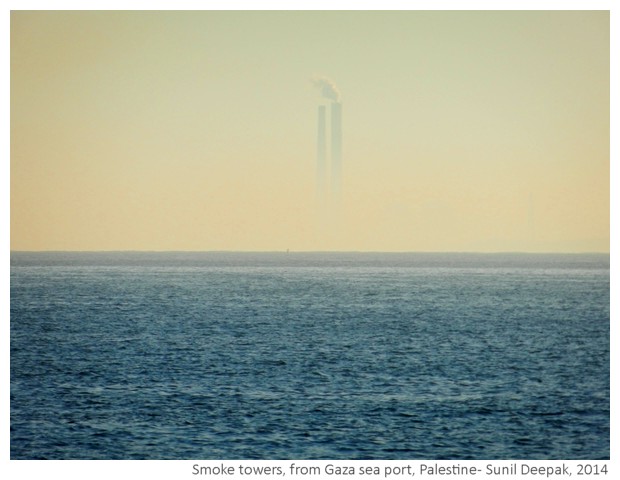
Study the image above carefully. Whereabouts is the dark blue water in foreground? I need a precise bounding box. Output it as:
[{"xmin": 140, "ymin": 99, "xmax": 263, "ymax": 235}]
[{"xmin": 10, "ymin": 252, "xmax": 609, "ymax": 459}]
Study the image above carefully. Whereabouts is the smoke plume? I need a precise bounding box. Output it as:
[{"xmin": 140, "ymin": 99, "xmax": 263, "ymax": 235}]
[{"xmin": 312, "ymin": 75, "xmax": 341, "ymax": 103}]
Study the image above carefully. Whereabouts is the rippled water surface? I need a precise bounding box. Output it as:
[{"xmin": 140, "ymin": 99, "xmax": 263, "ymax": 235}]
[{"xmin": 10, "ymin": 252, "xmax": 609, "ymax": 459}]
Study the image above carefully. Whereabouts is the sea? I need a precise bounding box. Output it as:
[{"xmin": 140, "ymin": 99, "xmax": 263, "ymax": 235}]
[{"xmin": 10, "ymin": 252, "xmax": 610, "ymax": 460}]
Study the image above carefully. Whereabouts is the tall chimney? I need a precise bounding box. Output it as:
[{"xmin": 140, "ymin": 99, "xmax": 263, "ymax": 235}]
[
  {"xmin": 317, "ymin": 105, "xmax": 327, "ymax": 202},
  {"xmin": 331, "ymin": 101, "xmax": 342, "ymax": 203}
]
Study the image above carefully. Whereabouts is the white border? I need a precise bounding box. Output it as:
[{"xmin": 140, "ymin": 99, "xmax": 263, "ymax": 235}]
[{"xmin": 4, "ymin": 2, "xmax": 615, "ymax": 479}]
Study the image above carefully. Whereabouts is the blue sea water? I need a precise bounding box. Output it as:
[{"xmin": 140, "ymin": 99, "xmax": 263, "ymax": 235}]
[{"xmin": 10, "ymin": 252, "xmax": 609, "ymax": 459}]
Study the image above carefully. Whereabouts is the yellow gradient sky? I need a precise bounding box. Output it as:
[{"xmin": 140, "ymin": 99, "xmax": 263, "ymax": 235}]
[{"xmin": 11, "ymin": 10, "xmax": 609, "ymax": 252}]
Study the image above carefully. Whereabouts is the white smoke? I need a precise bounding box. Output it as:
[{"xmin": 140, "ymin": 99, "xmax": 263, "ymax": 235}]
[{"xmin": 312, "ymin": 75, "xmax": 341, "ymax": 103}]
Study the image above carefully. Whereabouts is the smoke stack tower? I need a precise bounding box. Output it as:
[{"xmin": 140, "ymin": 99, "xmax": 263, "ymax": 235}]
[
  {"xmin": 316, "ymin": 105, "xmax": 327, "ymax": 202},
  {"xmin": 314, "ymin": 76, "xmax": 342, "ymax": 241},
  {"xmin": 330, "ymin": 101, "xmax": 342, "ymax": 204}
]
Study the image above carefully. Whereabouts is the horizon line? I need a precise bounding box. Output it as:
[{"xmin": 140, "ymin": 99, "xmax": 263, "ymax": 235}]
[{"xmin": 9, "ymin": 250, "xmax": 610, "ymax": 255}]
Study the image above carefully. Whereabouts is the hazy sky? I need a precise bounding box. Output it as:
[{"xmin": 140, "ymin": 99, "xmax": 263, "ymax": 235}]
[{"xmin": 11, "ymin": 10, "xmax": 609, "ymax": 252}]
